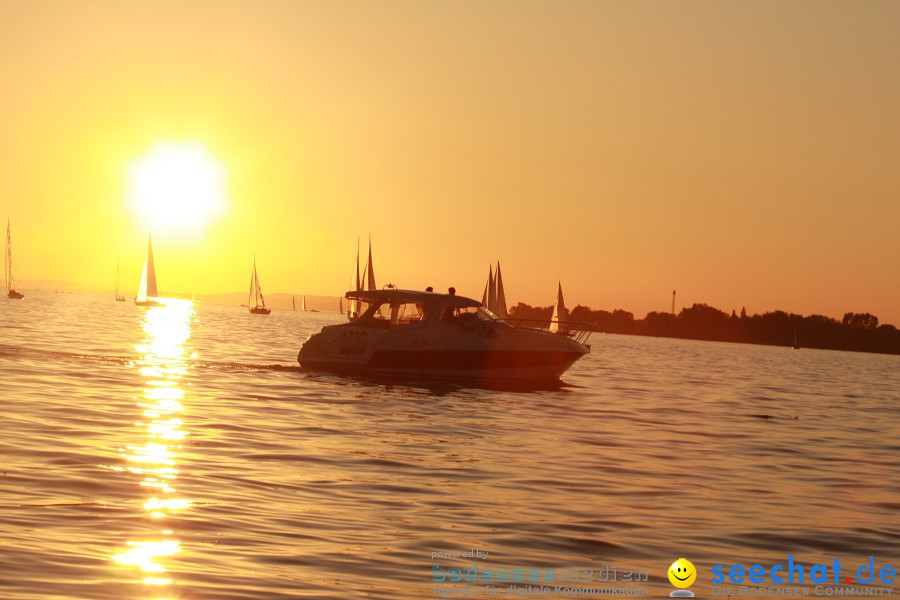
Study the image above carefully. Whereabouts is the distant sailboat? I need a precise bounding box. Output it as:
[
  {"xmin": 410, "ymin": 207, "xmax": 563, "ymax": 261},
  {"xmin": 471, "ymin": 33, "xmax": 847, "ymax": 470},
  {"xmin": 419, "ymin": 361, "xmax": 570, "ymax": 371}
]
[
  {"xmin": 793, "ymin": 327, "xmax": 800, "ymax": 350},
  {"xmin": 549, "ymin": 282, "xmax": 567, "ymax": 333},
  {"xmin": 5, "ymin": 219, "xmax": 24, "ymax": 299},
  {"xmin": 482, "ymin": 265, "xmax": 494, "ymax": 311},
  {"xmin": 494, "ymin": 262, "xmax": 508, "ymax": 319},
  {"xmin": 339, "ymin": 295, "xmax": 343, "ymax": 315},
  {"xmin": 302, "ymin": 294, "xmax": 318, "ymax": 312},
  {"xmin": 115, "ymin": 258, "xmax": 125, "ymax": 302},
  {"xmin": 347, "ymin": 238, "xmax": 362, "ymax": 320},
  {"xmin": 134, "ymin": 235, "xmax": 163, "ymax": 307},
  {"xmin": 345, "ymin": 235, "xmax": 380, "ymax": 320},
  {"xmin": 362, "ymin": 235, "xmax": 381, "ymax": 317},
  {"xmin": 480, "ymin": 261, "xmax": 508, "ymax": 318},
  {"xmin": 365, "ymin": 236, "xmax": 376, "ymax": 292},
  {"xmin": 249, "ymin": 256, "xmax": 271, "ymax": 315},
  {"xmin": 301, "ymin": 295, "xmax": 306, "ymax": 311},
  {"xmin": 292, "ymin": 295, "xmax": 297, "ymax": 311}
]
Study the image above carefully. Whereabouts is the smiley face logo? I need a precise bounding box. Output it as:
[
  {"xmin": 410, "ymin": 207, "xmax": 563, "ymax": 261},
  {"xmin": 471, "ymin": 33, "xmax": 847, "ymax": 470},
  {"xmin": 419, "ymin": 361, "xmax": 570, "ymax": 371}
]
[{"xmin": 668, "ymin": 558, "xmax": 697, "ymax": 588}]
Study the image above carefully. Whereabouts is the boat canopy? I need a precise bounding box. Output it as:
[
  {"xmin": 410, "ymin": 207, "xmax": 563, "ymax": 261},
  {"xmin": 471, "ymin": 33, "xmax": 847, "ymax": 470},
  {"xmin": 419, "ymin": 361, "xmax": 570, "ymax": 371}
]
[{"xmin": 345, "ymin": 288, "xmax": 482, "ymax": 309}]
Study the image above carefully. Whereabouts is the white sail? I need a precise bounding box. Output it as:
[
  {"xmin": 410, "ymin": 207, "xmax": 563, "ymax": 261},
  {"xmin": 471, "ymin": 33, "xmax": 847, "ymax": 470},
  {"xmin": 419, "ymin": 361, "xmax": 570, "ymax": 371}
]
[
  {"xmin": 137, "ymin": 259, "xmax": 148, "ymax": 301},
  {"xmin": 136, "ymin": 235, "xmax": 159, "ymax": 301},
  {"xmin": 549, "ymin": 282, "xmax": 567, "ymax": 333},
  {"xmin": 494, "ymin": 261, "xmax": 508, "ymax": 319},
  {"xmin": 146, "ymin": 238, "xmax": 157, "ymax": 298}
]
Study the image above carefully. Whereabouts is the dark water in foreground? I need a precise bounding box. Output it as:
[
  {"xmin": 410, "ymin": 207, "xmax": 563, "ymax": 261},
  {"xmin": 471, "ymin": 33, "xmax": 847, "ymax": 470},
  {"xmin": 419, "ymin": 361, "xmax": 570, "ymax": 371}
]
[{"xmin": 1, "ymin": 292, "xmax": 898, "ymax": 600}]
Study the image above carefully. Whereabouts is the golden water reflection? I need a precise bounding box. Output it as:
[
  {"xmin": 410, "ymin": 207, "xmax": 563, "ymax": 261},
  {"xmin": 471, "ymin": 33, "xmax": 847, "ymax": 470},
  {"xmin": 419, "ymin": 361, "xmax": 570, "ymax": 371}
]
[{"xmin": 112, "ymin": 299, "xmax": 196, "ymax": 596}]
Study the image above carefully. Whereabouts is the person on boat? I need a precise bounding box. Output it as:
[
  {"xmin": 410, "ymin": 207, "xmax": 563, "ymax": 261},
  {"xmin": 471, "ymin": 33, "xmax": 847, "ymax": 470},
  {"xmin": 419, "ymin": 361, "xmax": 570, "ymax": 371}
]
[
  {"xmin": 448, "ymin": 287, "xmax": 456, "ymax": 296},
  {"xmin": 425, "ymin": 286, "xmax": 433, "ymax": 292},
  {"xmin": 442, "ymin": 306, "xmax": 458, "ymax": 323}
]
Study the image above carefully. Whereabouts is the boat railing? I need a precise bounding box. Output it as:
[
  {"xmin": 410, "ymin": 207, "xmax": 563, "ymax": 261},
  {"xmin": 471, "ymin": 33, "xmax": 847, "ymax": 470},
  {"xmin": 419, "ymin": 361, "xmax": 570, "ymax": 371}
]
[{"xmin": 501, "ymin": 318, "xmax": 596, "ymax": 345}]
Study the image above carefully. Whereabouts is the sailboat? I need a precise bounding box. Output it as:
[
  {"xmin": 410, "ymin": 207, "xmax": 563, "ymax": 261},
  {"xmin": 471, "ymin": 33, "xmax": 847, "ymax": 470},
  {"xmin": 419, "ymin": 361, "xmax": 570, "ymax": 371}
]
[
  {"xmin": 249, "ymin": 257, "xmax": 271, "ymax": 315},
  {"xmin": 5, "ymin": 219, "xmax": 24, "ymax": 300},
  {"xmin": 480, "ymin": 261, "xmax": 508, "ymax": 318},
  {"xmin": 135, "ymin": 235, "xmax": 163, "ymax": 306},
  {"xmin": 549, "ymin": 282, "xmax": 567, "ymax": 333},
  {"xmin": 347, "ymin": 238, "xmax": 363, "ymax": 320},
  {"xmin": 301, "ymin": 295, "xmax": 306, "ymax": 311},
  {"xmin": 115, "ymin": 258, "xmax": 125, "ymax": 301},
  {"xmin": 793, "ymin": 327, "xmax": 800, "ymax": 350},
  {"xmin": 292, "ymin": 295, "xmax": 297, "ymax": 311}
]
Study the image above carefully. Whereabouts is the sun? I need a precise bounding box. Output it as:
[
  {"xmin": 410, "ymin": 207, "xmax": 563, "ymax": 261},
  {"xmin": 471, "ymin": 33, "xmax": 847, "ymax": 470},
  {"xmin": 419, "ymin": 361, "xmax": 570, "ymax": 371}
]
[{"xmin": 127, "ymin": 142, "xmax": 226, "ymax": 234}]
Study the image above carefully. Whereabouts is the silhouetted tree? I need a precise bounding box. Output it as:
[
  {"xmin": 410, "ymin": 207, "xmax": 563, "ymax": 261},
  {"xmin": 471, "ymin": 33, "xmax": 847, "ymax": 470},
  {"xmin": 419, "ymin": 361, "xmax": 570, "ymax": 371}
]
[{"xmin": 842, "ymin": 312, "xmax": 879, "ymax": 329}]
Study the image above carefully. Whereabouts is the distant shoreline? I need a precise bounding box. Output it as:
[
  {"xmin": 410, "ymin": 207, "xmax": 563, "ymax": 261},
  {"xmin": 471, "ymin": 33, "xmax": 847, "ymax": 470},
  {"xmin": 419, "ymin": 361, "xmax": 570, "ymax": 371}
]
[{"xmin": 510, "ymin": 302, "xmax": 900, "ymax": 356}]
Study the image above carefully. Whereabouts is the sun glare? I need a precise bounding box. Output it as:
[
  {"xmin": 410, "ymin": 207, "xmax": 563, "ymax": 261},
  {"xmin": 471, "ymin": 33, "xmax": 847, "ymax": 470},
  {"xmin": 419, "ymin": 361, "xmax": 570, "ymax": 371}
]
[{"xmin": 127, "ymin": 142, "xmax": 226, "ymax": 234}]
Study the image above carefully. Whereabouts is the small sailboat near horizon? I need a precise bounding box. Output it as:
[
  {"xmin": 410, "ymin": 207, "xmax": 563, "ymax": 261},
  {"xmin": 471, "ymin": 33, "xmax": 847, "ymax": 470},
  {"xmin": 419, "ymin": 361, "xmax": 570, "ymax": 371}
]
[
  {"xmin": 135, "ymin": 235, "xmax": 163, "ymax": 307},
  {"xmin": 302, "ymin": 295, "xmax": 319, "ymax": 312},
  {"xmin": 549, "ymin": 281, "xmax": 568, "ymax": 333},
  {"xmin": 5, "ymin": 219, "xmax": 24, "ymax": 300},
  {"xmin": 292, "ymin": 295, "xmax": 297, "ymax": 311},
  {"xmin": 249, "ymin": 256, "xmax": 271, "ymax": 315},
  {"xmin": 115, "ymin": 258, "xmax": 125, "ymax": 302}
]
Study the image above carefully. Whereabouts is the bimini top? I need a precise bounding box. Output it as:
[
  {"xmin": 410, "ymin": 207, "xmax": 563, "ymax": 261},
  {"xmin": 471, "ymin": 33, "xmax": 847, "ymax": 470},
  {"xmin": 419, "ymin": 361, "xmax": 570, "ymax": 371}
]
[{"xmin": 345, "ymin": 288, "xmax": 482, "ymax": 309}]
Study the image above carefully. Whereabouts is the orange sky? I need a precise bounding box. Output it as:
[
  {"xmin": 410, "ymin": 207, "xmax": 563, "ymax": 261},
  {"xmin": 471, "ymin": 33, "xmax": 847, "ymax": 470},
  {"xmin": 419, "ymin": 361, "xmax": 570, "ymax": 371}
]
[{"xmin": 1, "ymin": 1, "xmax": 898, "ymax": 324}]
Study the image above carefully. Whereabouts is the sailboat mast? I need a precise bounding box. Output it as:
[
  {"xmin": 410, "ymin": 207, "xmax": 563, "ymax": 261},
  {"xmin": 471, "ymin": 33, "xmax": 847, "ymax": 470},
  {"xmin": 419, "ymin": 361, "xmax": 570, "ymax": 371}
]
[
  {"xmin": 5, "ymin": 219, "xmax": 13, "ymax": 292},
  {"xmin": 250, "ymin": 258, "xmax": 257, "ymax": 306}
]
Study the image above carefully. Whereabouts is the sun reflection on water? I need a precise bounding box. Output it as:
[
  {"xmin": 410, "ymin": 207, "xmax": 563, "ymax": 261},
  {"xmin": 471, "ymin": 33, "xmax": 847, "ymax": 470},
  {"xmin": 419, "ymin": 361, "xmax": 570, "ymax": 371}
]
[{"xmin": 112, "ymin": 299, "xmax": 195, "ymax": 596}]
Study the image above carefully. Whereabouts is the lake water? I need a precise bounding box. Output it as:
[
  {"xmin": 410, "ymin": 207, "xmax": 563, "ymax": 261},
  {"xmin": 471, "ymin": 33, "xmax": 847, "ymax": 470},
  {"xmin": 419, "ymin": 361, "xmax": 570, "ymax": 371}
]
[{"xmin": 1, "ymin": 291, "xmax": 898, "ymax": 600}]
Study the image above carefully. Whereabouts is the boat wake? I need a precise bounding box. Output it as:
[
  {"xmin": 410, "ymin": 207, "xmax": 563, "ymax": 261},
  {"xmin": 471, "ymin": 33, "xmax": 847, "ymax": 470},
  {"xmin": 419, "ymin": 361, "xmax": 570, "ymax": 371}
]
[
  {"xmin": 0, "ymin": 343, "xmax": 300, "ymax": 372},
  {"xmin": 1, "ymin": 343, "xmax": 576, "ymax": 391}
]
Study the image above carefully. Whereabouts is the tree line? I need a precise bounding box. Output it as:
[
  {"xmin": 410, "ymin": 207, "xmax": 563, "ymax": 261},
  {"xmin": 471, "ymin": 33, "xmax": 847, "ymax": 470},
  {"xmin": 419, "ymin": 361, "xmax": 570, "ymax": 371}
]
[{"xmin": 507, "ymin": 302, "xmax": 900, "ymax": 355}]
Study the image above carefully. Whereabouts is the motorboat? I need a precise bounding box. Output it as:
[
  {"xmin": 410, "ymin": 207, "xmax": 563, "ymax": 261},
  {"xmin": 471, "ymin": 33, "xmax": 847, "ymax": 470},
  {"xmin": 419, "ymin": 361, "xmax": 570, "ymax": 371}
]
[{"xmin": 297, "ymin": 288, "xmax": 591, "ymax": 382}]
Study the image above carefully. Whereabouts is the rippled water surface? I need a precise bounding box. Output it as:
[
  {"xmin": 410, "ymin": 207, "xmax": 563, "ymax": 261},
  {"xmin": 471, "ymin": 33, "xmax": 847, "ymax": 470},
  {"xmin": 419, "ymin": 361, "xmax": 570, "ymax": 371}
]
[{"xmin": 2, "ymin": 292, "xmax": 898, "ymax": 599}]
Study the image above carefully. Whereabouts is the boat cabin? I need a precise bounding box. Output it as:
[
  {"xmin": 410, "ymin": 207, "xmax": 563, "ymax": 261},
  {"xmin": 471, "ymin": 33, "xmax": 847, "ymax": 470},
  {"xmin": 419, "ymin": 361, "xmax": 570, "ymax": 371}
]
[{"xmin": 345, "ymin": 289, "xmax": 502, "ymax": 329}]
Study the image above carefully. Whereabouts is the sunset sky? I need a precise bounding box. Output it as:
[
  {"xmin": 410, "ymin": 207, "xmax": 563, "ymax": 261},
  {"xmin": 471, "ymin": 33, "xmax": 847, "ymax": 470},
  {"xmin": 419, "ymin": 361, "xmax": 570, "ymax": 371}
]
[{"xmin": 1, "ymin": 1, "xmax": 898, "ymax": 324}]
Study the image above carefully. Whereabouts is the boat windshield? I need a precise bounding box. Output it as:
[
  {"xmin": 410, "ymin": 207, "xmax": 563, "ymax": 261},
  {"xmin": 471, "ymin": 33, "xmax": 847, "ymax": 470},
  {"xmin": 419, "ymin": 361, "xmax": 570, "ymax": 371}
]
[
  {"xmin": 441, "ymin": 305, "xmax": 499, "ymax": 323},
  {"xmin": 356, "ymin": 299, "xmax": 428, "ymax": 327}
]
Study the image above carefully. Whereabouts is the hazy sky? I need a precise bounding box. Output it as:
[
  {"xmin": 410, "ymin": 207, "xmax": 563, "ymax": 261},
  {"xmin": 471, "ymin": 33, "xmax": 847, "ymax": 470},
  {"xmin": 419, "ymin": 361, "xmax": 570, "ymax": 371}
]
[{"xmin": 1, "ymin": 1, "xmax": 898, "ymax": 324}]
